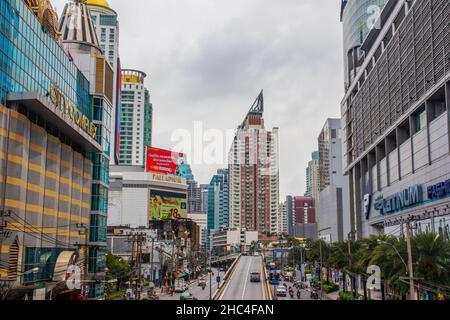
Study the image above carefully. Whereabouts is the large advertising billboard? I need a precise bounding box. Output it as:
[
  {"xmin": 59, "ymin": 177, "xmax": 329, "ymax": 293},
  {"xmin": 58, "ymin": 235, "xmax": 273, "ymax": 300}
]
[
  {"xmin": 145, "ymin": 147, "xmax": 188, "ymax": 177},
  {"xmin": 149, "ymin": 189, "xmax": 187, "ymax": 221}
]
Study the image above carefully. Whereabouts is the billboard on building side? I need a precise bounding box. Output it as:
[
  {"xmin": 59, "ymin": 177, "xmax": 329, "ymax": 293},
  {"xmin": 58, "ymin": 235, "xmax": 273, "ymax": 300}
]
[
  {"xmin": 145, "ymin": 147, "xmax": 187, "ymax": 176},
  {"xmin": 149, "ymin": 189, "xmax": 187, "ymax": 221}
]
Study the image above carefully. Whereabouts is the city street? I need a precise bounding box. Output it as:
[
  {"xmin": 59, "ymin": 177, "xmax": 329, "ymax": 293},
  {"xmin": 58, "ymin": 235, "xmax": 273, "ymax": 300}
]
[
  {"xmin": 274, "ymin": 282, "xmax": 314, "ymax": 301},
  {"xmin": 218, "ymin": 256, "xmax": 266, "ymax": 300},
  {"xmin": 159, "ymin": 268, "xmax": 220, "ymax": 300}
]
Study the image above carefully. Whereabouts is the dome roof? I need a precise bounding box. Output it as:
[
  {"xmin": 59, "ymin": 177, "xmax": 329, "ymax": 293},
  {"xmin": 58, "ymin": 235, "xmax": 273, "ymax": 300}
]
[{"xmin": 85, "ymin": 0, "xmax": 110, "ymax": 8}]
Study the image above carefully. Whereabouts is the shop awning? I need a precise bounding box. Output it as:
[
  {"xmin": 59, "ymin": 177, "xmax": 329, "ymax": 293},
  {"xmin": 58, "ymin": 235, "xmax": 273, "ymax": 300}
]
[{"xmin": 53, "ymin": 251, "xmax": 77, "ymax": 282}]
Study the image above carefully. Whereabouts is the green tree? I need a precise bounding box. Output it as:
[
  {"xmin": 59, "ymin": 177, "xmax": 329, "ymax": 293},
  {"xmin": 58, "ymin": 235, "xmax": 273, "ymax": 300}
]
[
  {"xmin": 306, "ymin": 240, "xmax": 331, "ymax": 283},
  {"xmin": 249, "ymin": 241, "xmax": 258, "ymax": 254},
  {"xmin": 105, "ymin": 253, "xmax": 131, "ymax": 298},
  {"xmin": 354, "ymin": 234, "xmax": 391, "ymax": 299},
  {"xmin": 369, "ymin": 237, "xmax": 409, "ymax": 299},
  {"xmin": 413, "ymin": 233, "xmax": 450, "ymax": 285},
  {"xmin": 328, "ymin": 240, "xmax": 363, "ymax": 298}
]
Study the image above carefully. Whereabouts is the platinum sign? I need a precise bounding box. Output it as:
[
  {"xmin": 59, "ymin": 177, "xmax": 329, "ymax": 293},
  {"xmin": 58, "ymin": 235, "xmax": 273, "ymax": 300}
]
[{"xmin": 374, "ymin": 185, "xmax": 423, "ymax": 215}]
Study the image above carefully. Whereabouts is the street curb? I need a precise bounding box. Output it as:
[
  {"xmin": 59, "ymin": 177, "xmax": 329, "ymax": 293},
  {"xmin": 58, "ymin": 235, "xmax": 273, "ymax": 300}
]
[
  {"xmin": 212, "ymin": 254, "xmax": 241, "ymax": 300},
  {"xmin": 261, "ymin": 255, "xmax": 274, "ymax": 300}
]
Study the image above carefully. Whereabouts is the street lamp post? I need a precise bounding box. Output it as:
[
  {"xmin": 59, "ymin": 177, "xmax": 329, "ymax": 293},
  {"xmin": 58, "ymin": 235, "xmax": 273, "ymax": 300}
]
[
  {"xmin": 378, "ymin": 239, "xmax": 410, "ymax": 300},
  {"xmin": 318, "ymin": 227, "xmax": 331, "ymax": 300},
  {"xmin": 347, "ymin": 230, "xmax": 357, "ymax": 299}
]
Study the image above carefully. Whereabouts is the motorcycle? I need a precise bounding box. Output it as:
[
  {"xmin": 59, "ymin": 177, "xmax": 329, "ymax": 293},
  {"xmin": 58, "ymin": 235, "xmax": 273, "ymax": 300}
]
[
  {"xmin": 297, "ymin": 291, "xmax": 301, "ymax": 299},
  {"xmin": 289, "ymin": 288, "xmax": 294, "ymax": 298}
]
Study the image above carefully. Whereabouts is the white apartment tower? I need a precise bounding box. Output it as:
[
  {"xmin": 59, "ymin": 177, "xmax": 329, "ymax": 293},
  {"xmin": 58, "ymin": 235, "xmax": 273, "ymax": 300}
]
[
  {"xmin": 119, "ymin": 70, "xmax": 153, "ymax": 166},
  {"xmin": 277, "ymin": 202, "xmax": 288, "ymax": 235}
]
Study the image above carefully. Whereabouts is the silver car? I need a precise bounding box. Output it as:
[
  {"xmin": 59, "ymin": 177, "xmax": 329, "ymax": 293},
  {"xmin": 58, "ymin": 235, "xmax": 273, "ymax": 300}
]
[{"xmin": 276, "ymin": 286, "xmax": 287, "ymax": 297}]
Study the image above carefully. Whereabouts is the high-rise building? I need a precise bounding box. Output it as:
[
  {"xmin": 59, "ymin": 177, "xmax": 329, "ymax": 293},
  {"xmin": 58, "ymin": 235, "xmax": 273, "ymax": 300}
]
[
  {"xmin": 119, "ymin": 70, "xmax": 153, "ymax": 166},
  {"xmin": 317, "ymin": 118, "xmax": 350, "ymax": 242},
  {"xmin": 86, "ymin": 0, "xmax": 121, "ymax": 165},
  {"xmin": 294, "ymin": 196, "xmax": 316, "ymax": 225},
  {"xmin": 286, "ymin": 195, "xmax": 295, "ymax": 236},
  {"xmin": 199, "ymin": 184, "xmax": 209, "ymax": 214},
  {"xmin": 59, "ymin": 0, "xmax": 114, "ymax": 298},
  {"xmin": 305, "ymin": 151, "xmax": 320, "ymax": 205},
  {"xmin": 187, "ymin": 179, "xmax": 201, "ymax": 214},
  {"xmin": 277, "ymin": 202, "xmax": 288, "ymax": 235},
  {"xmin": 86, "ymin": 0, "xmax": 119, "ymax": 67},
  {"xmin": 294, "ymin": 196, "xmax": 317, "ymax": 239},
  {"xmin": 0, "ymin": 0, "xmax": 105, "ymax": 300},
  {"xmin": 207, "ymin": 169, "xmax": 229, "ymax": 243},
  {"xmin": 319, "ymin": 119, "xmax": 342, "ymax": 191},
  {"xmin": 341, "ymin": 0, "xmax": 388, "ymax": 90},
  {"xmin": 228, "ymin": 91, "xmax": 279, "ymax": 235},
  {"xmin": 188, "ymin": 213, "xmax": 207, "ymax": 247},
  {"xmin": 341, "ymin": 0, "xmax": 450, "ymax": 239}
]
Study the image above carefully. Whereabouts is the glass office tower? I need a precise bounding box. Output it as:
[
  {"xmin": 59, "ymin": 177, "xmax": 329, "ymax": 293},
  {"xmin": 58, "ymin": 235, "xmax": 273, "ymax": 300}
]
[
  {"xmin": 341, "ymin": 0, "xmax": 388, "ymax": 90},
  {"xmin": 0, "ymin": 0, "xmax": 102, "ymax": 300}
]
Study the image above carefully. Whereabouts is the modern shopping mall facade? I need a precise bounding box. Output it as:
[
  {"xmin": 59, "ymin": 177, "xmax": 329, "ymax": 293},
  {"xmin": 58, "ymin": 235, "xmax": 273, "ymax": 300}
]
[
  {"xmin": 0, "ymin": 0, "xmax": 108, "ymax": 299},
  {"xmin": 341, "ymin": 0, "xmax": 450, "ymax": 239}
]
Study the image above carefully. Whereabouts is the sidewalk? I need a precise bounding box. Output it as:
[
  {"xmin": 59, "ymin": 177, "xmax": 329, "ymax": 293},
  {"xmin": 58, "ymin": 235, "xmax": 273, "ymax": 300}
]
[
  {"xmin": 305, "ymin": 279, "xmax": 382, "ymax": 300},
  {"xmin": 323, "ymin": 287, "xmax": 382, "ymax": 300}
]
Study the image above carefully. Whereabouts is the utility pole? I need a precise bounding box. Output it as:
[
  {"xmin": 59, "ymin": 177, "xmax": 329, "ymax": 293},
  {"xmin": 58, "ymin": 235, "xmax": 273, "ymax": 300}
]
[
  {"xmin": 150, "ymin": 237, "xmax": 155, "ymax": 283},
  {"xmin": 209, "ymin": 249, "xmax": 212, "ymax": 300},
  {"xmin": 319, "ymin": 239, "xmax": 323, "ymax": 299},
  {"xmin": 171, "ymin": 232, "xmax": 176, "ymax": 292},
  {"xmin": 75, "ymin": 223, "xmax": 89, "ymax": 300},
  {"xmin": 406, "ymin": 222, "xmax": 416, "ymax": 300},
  {"xmin": 300, "ymin": 245, "xmax": 304, "ymax": 281},
  {"xmin": 128, "ymin": 231, "xmax": 146, "ymax": 300},
  {"xmin": 136, "ymin": 234, "xmax": 143, "ymax": 301}
]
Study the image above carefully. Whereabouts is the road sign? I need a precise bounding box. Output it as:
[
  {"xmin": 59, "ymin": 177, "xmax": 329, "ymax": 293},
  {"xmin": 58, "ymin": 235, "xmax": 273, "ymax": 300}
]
[{"xmin": 216, "ymin": 276, "xmax": 221, "ymax": 284}]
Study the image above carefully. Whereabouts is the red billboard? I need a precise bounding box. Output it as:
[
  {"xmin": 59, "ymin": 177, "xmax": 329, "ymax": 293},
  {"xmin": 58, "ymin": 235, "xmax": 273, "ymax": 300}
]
[{"xmin": 145, "ymin": 147, "xmax": 186, "ymax": 176}]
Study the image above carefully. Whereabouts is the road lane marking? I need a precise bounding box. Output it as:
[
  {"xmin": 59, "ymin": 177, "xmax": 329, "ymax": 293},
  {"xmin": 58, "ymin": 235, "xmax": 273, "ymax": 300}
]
[
  {"xmin": 241, "ymin": 258, "xmax": 252, "ymax": 300},
  {"xmin": 218, "ymin": 260, "xmax": 240, "ymax": 300}
]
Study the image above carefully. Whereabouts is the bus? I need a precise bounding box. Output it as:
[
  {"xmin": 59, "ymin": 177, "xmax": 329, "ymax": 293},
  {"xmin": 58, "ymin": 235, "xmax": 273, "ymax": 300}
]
[{"xmin": 269, "ymin": 270, "xmax": 281, "ymax": 285}]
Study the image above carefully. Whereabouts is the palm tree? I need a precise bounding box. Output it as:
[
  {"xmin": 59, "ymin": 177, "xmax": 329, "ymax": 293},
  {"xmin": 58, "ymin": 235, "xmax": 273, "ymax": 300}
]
[
  {"xmin": 329, "ymin": 241, "xmax": 349, "ymax": 292},
  {"xmin": 354, "ymin": 234, "xmax": 391, "ymax": 299},
  {"xmin": 328, "ymin": 240, "xmax": 363, "ymax": 298},
  {"xmin": 369, "ymin": 237, "xmax": 409, "ymax": 299},
  {"xmin": 413, "ymin": 233, "xmax": 450, "ymax": 286},
  {"xmin": 306, "ymin": 240, "xmax": 331, "ymax": 283}
]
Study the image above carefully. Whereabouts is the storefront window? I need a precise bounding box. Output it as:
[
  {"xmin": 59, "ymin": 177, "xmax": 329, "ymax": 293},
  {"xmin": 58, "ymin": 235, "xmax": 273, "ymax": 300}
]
[{"xmin": 23, "ymin": 248, "xmax": 67, "ymax": 284}]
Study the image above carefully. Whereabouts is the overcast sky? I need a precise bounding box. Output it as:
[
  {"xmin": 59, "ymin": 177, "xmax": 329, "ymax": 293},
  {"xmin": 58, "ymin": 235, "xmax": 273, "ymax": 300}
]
[{"xmin": 53, "ymin": 0, "xmax": 345, "ymax": 199}]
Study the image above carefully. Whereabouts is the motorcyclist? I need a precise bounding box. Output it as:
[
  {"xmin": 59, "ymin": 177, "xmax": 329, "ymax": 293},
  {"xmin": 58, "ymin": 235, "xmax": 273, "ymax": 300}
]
[
  {"xmin": 297, "ymin": 290, "xmax": 301, "ymax": 299},
  {"xmin": 288, "ymin": 286, "xmax": 294, "ymax": 298}
]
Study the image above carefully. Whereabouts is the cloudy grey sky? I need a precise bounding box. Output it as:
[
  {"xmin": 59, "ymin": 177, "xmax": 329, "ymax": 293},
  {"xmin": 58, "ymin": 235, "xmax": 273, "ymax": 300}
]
[{"xmin": 53, "ymin": 0, "xmax": 345, "ymax": 199}]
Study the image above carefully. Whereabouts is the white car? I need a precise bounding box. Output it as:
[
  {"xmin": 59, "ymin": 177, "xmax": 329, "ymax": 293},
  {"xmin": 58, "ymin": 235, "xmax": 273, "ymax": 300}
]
[{"xmin": 276, "ymin": 286, "xmax": 287, "ymax": 297}]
